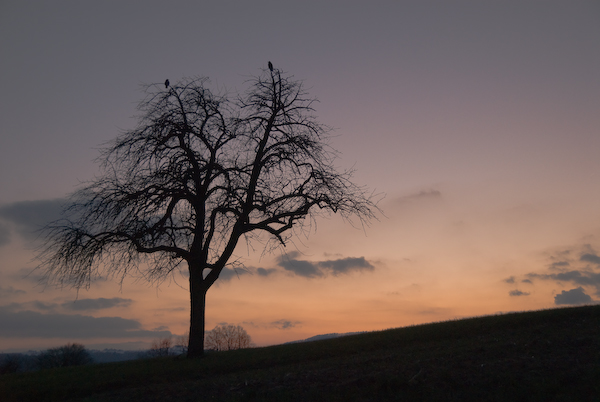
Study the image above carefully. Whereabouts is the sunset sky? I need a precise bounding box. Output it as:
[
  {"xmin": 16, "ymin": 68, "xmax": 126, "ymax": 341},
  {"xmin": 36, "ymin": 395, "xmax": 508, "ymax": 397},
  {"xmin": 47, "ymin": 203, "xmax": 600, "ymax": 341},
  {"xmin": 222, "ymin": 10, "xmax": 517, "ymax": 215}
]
[{"xmin": 1, "ymin": 1, "xmax": 599, "ymax": 352}]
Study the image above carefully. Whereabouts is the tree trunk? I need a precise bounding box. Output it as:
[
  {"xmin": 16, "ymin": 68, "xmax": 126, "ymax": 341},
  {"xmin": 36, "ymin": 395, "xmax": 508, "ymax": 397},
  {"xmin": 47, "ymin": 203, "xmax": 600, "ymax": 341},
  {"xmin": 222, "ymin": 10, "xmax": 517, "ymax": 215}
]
[{"xmin": 187, "ymin": 264, "xmax": 208, "ymax": 358}]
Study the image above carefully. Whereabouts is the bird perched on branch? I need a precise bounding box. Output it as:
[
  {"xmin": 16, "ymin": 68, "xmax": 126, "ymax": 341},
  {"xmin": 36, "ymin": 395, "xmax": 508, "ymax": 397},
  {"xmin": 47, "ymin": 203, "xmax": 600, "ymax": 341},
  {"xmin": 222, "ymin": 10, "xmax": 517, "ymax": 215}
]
[
  {"xmin": 268, "ymin": 61, "xmax": 273, "ymax": 72},
  {"xmin": 165, "ymin": 79, "xmax": 170, "ymax": 88}
]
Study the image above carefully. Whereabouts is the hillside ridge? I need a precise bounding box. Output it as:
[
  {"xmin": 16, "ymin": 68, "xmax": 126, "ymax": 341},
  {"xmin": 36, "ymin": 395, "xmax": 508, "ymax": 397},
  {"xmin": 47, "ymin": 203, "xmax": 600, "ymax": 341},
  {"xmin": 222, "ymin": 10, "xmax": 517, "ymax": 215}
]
[{"xmin": 1, "ymin": 304, "xmax": 599, "ymax": 401}]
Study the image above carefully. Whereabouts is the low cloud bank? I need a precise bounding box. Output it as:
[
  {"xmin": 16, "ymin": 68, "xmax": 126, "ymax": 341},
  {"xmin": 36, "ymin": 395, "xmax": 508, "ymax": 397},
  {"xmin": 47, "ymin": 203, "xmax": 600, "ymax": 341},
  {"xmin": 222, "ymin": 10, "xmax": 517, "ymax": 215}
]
[
  {"xmin": 5, "ymin": 297, "xmax": 133, "ymax": 313},
  {"xmin": 0, "ymin": 308, "xmax": 172, "ymax": 339}
]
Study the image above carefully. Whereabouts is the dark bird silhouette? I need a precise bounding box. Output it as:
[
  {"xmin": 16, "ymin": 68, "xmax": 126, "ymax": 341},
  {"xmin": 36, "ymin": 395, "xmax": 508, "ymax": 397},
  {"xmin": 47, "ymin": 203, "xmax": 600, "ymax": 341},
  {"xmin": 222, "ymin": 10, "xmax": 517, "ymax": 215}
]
[
  {"xmin": 268, "ymin": 61, "xmax": 273, "ymax": 72},
  {"xmin": 165, "ymin": 79, "xmax": 170, "ymax": 88}
]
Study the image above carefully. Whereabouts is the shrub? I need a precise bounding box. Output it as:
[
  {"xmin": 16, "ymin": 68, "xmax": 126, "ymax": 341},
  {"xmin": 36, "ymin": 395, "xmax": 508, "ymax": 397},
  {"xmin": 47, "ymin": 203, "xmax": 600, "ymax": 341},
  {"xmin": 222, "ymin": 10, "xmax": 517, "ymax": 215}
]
[
  {"xmin": 0, "ymin": 354, "xmax": 21, "ymax": 375},
  {"xmin": 37, "ymin": 343, "xmax": 93, "ymax": 369},
  {"xmin": 205, "ymin": 325, "xmax": 252, "ymax": 351}
]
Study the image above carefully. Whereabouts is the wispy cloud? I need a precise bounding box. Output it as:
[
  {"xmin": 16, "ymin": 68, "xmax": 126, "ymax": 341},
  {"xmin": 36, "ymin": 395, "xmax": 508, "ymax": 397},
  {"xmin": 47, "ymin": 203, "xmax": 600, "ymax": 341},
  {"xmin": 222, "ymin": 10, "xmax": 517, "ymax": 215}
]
[
  {"xmin": 417, "ymin": 307, "xmax": 452, "ymax": 316},
  {"xmin": 528, "ymin": 270, "xmax": 600, "ymax": 294},
  {"xmin": 317, "ymin": 257, "xmax": 375, "ymax": 275},
  {"xmin": 581, "ymin": 253, "xmax": 600, "ymax": 265},
  {"xmin": 61, "ymin": 297, "xmax": 133, "ymax": 311},
  {"xmin": 256, "ymin": 267, "xmax": 277, "ymax": 277},
  {"xmin": 509, "ymin": 290, "xmax": 530, "ymax": 297},
  {"xmin": 395, "ymin": 190, "xmax": 442, "ymax": 204},
  {"xmin": 516, "ymin": 246, "xmax": 600, "ymax": 303},
  {"xmin": 270, "ymin": 319, "xmax": 301, "ymax": 330},
  {"xmin": 276, "ymin": 251, "xmax": 375, "ymax": 278},
  {"xmin": 549, "ymin": 261, "xmax": 570, "ymax": 270},
  {"xmin": 211, "ymin": 266, "xmax": 278, "ymax": 282},
  {"xmin": 217, "ymin": 267, "xmax": 251, "ymax": 282},
  {"xmin": 0, "ymin": 285, "xmax": 26, "ymax": 297},
  {"xmin": 31, "ymin": 301, "xmax": 59, "ymax": 311},
  {"xmin": 278, "ymin": 256, "xmax": 322, "ymax": 278},
  {"xmin": 4, "ymin": 297, "xmax": 133, "ymax": 314},
  {"xmin": 0, "ymin": 222, "xmax": 10, "ymax": 246},
  {"xmin": 0, "ymin": 199, "xmax": 66, "ymax": 242},
  {"xmin": 241, "ymin": 319, "xmax": 302, "ymax": 330}
]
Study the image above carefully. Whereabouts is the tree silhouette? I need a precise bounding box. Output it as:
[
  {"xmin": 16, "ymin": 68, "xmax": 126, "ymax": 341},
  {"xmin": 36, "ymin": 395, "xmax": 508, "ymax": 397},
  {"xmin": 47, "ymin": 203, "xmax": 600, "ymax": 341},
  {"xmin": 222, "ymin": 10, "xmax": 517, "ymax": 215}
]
[
  {"xmin": 38, "ymin": 66, "xmax": 377, "ymax": 358},
  {"xmin": 147, "ymin": 336, "xmax": 173, "ymax": 357},
  {"xmin": 205, "ymin": 324, "xmax": 251, "ymax": 351},
  {"xmin": 37, "ymin": 343, "xmax": 93, "ymax": 369}
]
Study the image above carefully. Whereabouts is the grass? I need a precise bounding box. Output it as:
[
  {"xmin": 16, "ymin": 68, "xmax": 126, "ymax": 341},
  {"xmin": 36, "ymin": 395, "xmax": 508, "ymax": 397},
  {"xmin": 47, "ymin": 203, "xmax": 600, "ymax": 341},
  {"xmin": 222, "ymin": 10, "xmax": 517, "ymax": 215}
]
[{"xmin": 1, "ymin": 305, "xmax": 599, "ymax": 401}]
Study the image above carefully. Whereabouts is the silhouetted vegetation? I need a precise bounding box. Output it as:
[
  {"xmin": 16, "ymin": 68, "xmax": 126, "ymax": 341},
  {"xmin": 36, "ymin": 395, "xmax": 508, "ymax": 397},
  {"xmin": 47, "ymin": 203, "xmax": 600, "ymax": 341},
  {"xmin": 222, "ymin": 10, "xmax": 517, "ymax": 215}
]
[
  {"xmin": 0, "ymin": 354, "xmax": 21, "ymax": 375},
  {"xmin": 146, "ymin": 337, "xmax": 174, "ymax": 358},
  {"xmin": 1, "ymin": 344, "xmax": 95, "ymax": 375},
  {"xmin": 36, "ymin": 343, "xmax": 93, "ymax": 370},
  {"xmin": 205, "ymin": 325, "xmax": 252, "ymax": 351},
  {"xmin": 37, "ymin": 65, "xmax": 377, "ymax": 357},
  {"xmin": 1, "ymin": 305, "xmax": 599, "ymax": 401}
]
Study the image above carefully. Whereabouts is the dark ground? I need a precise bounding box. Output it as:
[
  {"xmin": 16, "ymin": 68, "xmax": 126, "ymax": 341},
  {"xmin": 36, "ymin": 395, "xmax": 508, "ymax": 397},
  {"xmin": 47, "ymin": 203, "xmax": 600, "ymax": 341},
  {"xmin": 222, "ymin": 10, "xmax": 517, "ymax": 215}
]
[{"xmin": 1, "ymin": 305, "xmax": 599, "ymax": 401}]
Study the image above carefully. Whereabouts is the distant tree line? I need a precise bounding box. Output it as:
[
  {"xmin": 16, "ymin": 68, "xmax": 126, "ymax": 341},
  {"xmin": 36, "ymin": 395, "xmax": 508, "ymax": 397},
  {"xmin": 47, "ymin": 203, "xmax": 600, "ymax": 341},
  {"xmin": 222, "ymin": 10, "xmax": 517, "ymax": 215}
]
[
  {"xmin": 0, "ymin": 343, "xmax": 93, "ymax": 375},
  {"xmin": 1, "ymin": 324, "xmax": 252, "ymax": 374}
]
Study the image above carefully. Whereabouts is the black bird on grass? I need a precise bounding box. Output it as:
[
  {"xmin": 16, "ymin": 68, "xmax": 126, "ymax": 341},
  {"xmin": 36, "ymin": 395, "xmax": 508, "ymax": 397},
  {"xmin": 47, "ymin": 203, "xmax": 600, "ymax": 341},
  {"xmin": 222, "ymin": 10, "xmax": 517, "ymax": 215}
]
[
  {"xmin": 165, "ymin": 79, "xmax": 170, "ymax": 88},
  {"xmin": 268, "ymin": 61, "xmax": 273, "ymax": 72}
]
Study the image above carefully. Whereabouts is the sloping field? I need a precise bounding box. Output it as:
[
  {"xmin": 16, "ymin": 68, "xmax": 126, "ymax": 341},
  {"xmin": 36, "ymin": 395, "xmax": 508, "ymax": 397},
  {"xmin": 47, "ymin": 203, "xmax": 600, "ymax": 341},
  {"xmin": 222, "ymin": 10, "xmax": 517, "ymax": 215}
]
[{"xmin": 2, "ymin": 305, "xmax": 599, "ymax": 401}]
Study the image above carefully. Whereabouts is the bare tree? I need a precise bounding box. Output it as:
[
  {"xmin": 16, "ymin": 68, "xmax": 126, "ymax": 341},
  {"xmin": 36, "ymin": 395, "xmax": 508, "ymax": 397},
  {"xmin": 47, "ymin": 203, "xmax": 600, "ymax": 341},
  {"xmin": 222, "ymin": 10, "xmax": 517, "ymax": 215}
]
[
  {"xmin": 38, "ymin": 65, "xmax": 377, "ymax": 358},
  {"xmin": 175, "ymin": 331, "xmax": 190, "ymax": 355},
  {"xmin": 147, "ymin": 336, "xmax": 173, "ymax": 357},
  {"xmin": 205, "ymin": 324, "xmax": 251, "ymax": 351}
]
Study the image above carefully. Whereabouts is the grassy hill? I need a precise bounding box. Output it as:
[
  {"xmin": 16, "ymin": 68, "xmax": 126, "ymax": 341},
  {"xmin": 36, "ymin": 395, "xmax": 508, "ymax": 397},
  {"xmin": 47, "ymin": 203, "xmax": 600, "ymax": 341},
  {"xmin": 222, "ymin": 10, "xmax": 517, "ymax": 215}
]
[{"xmin": 1, "ymin": 305, "xmax": 599, "ymax": 401}]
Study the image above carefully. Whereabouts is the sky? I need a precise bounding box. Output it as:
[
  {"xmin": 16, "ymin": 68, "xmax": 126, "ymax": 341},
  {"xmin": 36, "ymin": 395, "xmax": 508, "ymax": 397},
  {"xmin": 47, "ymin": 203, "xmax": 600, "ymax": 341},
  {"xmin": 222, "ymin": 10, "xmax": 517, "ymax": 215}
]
[{"xmin": 1, "ymin": 1, "xmax": 599, "ymax": 352}]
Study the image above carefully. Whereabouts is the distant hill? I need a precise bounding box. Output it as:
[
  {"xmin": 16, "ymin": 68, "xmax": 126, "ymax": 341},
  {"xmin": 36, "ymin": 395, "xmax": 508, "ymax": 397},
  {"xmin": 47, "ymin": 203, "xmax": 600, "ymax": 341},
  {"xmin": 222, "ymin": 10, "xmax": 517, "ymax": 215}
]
[
  {"xmin": 285, "ymin": 331, "xmax": 366, "ymax": 344},
  {"xmin": 88, "ymin": 349, "xmax": 145, "ymax": 363}
]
